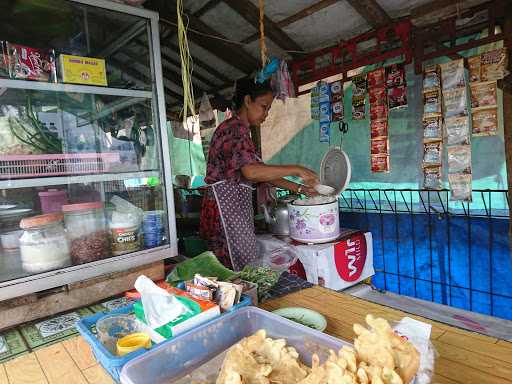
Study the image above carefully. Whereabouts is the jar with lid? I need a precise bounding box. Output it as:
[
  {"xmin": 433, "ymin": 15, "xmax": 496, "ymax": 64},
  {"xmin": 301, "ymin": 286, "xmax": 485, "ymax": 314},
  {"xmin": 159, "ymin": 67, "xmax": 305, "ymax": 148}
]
[
  {"xmin": 62, "ymin": 202, "xmax": 111, "ymax": 265},
  {"xmin": 19, "ymin": 212, "xmax": 71, "ymax": 273}
]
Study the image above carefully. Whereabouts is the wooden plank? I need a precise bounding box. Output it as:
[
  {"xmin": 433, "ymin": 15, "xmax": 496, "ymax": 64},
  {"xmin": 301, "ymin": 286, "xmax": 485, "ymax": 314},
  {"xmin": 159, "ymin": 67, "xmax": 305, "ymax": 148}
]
[
  {"xmin": 431, "ymin": 374, "xmax": 461, "ymax": 384},
  {"xmin": 62, "ymin": 337, "xmax": 97, "ymax": 371},
  {"xmin": 0, "ymin": 365, "xmax": 9, "ymax": 384},
  {"xmin": 4, "ymin": 353, "xmax": 47, "ymax": 384},
  {"xmin": 82, "ymin": 365, "xmax": 114, "ymax": 384},
  {"xmin": 497, "ymin": 340, "xmax": 512, "ymax": 350},
  {"xmin": 346, "ymin": 0, "xmax": 391, "ymax": 29},
  {"xmin": 435, "ymin": 356, "xmax": 511, "ymax": 384},
  {"xmin": 193, "ymin": 0, "xmax": 222, "ymax": 18},
  {"xmin": 35, "ymin": 343, "xmax": 88, "ymax": 384}
]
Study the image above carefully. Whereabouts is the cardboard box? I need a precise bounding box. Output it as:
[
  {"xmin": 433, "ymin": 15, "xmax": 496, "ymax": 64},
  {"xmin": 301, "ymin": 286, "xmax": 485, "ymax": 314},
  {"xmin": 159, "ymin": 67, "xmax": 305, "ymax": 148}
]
[{"xmin": 59, "ymin": 54, "xmax": 107, "ymax": 86}]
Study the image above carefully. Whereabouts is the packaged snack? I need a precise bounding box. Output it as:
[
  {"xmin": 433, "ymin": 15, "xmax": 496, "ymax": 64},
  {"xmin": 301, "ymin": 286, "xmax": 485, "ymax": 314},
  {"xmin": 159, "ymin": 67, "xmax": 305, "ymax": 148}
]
[
  {"xmin": 423, "ymin": 64, "xmax": 440, "ymax": 91},
  {"xmin": 423, "ymin": 141, "xmax": 442, "ymax": 165},
  {"xmin": 352, "ymin": 74, "xmax": 367, "ymax": 97},
  {"xmin": 185, "ymin": 282, "xmax": 214, "ymax": 301},
  {"xmin": 440, "ymin": 59, "xmax": 465, "ymax": 90},
  {"xmin": 371, "ymin": 138, "xmax": 389, "ymax": 155},
  {"xmin": 449, "ymin": 174, "xmax": 472, "ymax": 202},
  {"xmin": 470, "ymin": 81, "xmax": 497, "ymax": 108},
  {"xmin": 385, "ymin": 63, "xmax": 406, "ymax": 88},
  {"xmin": 371, "ymin": 155, "xmax": 390, "ymax": 173},
  {"xmin": 318, "ymin": 81, "xmax": 331, "ymax": 103},
  {"xmin": 331, "ymin": 100, "xmax": 344, "ymax": 121},
  {"xmin": 352, "ymin": 95, "xmax": 366, "ymax": 120},
  {"xmin": 7, "ymin": 42, "xmax": 56, "ymax": 82},
  {"xmin": 369, "ymin": 86, "xmax": 387, "ymax": 107},
  {"xmin": 0, "ymin": 41, "xmax": 8, "ymax": 77},
  {"xmin": 371, "ymin": 119, "xmax": 388, "ymax": 139},
  {"xmin": 423, "ymin": 117, "xmax": 442, "ymax": 141},
  {"xmin": 311, "ymin": 84, "xmax": 320, "ymax": 119},
  {"xmin": 330, "ymin": 80, "xmax": 343, "ymax": 102},
  {"xmin": 319, "ymin": 102, "xmax": 331, "ymax": 122},
  {"xmin": 445, "ymin": 116, "xmax": 470, "ymax": 145},
  {"xmin": 447, "ymin": 145, "xmax": 471, "ymax": 174},
  {"xmin": 216, "ymin": 284, "xmax": 237, "ymax": 311},
  {"xmin": 423, "ymin": 166, "xmax": 443, "ymax": 190},
  {"xmin": 468, "ymin": 55, "xmax": 481, "ymax": 83},
  {"xmin": 387, "ymin": 85, "xmax": 408, "ymax": 109},
  {"xmin": 370, "ymin": 104, "xmax": 388, "ymax": 121},
  {"xmin": 368, "ymin": 68, "xmax": 385, "ymax": 87},
  {"xmin": 320, "ymin": 122, "xmax": 330, "ymax": 143},
  {"xmin": 472, "ymin": 106, "xmax": 498, "ymax": 136},
  {"xmin": 443, "ymin": 87, "xmax": 467, "ymax": 118},
  {"xmin": 481, "ymin": 48, "xmax": 509, "ymax": 81},
  {"xmin": 423, "ymin": 89, "xmax": 442, "ymax": 117},
  {"xmin": 193, "ymin": 274, "xmax": 219, "ymax": 290}
]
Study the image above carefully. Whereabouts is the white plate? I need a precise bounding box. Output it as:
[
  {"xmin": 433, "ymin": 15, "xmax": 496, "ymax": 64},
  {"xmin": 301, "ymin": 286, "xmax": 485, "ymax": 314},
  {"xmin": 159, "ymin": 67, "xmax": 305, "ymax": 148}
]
[{"xmin": 272, "ymin": 307, "xmax": 327, "ymax": 332}]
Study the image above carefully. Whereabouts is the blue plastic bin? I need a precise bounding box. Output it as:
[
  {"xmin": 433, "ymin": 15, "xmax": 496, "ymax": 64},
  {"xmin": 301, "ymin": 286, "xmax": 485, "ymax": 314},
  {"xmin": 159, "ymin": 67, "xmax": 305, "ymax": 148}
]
[{"xmin": 77, "ymin": 293, "xmax": 251, "ymax": 382}]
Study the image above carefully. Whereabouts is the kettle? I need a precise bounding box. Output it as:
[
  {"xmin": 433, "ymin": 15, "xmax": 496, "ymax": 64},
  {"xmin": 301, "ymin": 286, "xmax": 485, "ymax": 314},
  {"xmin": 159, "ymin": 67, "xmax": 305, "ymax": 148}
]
[{"xmin": 261, "ymin": 195, "xmax": 297, "ymax": 236}]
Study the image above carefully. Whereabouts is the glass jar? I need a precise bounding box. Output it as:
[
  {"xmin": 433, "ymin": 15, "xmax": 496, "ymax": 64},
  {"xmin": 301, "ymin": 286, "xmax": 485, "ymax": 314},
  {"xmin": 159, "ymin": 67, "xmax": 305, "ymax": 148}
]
[
  {"xmin": 19, "ymin": 213, "xmax": 71, "ymax": 273},
  {"xmin": 62, "ymin": 202, "xmax": 110, "ymax": 265}
]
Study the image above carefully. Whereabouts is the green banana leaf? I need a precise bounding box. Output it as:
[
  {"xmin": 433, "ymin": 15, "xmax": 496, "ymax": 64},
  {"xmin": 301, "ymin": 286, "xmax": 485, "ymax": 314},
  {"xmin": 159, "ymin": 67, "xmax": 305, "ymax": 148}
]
[{"xmin": 166, "ymin": 252, "xmax": 237, "ymax": 286}]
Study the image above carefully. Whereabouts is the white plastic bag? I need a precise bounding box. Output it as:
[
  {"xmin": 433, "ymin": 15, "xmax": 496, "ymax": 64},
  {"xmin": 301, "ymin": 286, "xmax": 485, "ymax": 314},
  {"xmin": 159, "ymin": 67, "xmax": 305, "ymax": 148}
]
[{"xmin": 134, "ymin": 275, "xmax": 189, "ymax": 329}]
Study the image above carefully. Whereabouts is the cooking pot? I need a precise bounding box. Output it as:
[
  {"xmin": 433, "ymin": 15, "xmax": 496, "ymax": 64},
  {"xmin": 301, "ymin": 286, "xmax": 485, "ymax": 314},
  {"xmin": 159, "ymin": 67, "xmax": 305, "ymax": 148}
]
[{"xmin": 261, "ymin": 195, "xmax": 297, "ymax": 236}]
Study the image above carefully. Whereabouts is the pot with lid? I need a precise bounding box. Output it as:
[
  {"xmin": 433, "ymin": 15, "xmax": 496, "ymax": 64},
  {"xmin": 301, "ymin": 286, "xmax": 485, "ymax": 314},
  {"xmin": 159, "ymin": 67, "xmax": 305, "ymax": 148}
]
[{"xmin": 288, "ymin": 148, "xmax": 351, "ymax": 244}]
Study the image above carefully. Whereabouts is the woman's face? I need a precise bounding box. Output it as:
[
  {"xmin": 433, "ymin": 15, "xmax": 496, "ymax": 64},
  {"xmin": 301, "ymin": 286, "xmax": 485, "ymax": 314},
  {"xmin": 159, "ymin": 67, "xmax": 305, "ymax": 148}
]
[{"xmin": 245, "ymin": 92, "xmax": 273, "ymax": 126}]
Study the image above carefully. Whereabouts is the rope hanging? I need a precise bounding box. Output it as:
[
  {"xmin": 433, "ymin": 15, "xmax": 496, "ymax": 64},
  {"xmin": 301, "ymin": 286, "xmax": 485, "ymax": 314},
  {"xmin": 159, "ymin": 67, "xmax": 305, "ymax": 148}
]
[
  {"xmin": 177, "ymin": 0, "xmax": 196, "ymax": 123},
  {"xmin": 258, "ymin": 0, "xmax": 268, "ymax": 68}
]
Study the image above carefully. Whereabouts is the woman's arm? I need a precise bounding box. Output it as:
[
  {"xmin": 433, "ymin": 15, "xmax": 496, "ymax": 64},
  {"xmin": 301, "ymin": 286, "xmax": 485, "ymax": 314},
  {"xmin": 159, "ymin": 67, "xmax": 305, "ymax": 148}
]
[
  {"xmin": 241, "ymin": 163, "xmax": 319, "ymax": 185},
  {"xmin": 269, "ymin": 178, "xmax": 317, "ymax": 196}
]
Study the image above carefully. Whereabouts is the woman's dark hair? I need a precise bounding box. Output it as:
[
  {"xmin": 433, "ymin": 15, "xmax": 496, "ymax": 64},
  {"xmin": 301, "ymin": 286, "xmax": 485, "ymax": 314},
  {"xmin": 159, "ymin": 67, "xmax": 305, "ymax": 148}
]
[{"xmin": 232, "ymin": 77, "xmax": 273, "ymax": 111}]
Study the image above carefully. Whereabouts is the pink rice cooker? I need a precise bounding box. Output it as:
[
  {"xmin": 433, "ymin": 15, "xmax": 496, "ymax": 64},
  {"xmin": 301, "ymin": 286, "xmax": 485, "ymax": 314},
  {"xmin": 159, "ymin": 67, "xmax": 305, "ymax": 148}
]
[{"xmin": 288, "ymin": 148, "xmax": 351, "ymax": 244}]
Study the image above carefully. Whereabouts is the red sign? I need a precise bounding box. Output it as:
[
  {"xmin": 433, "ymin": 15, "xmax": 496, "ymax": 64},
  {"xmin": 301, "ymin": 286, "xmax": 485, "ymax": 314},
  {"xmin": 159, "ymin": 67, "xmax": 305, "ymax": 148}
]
[{"xmin": 334, "ymin": 233, "xmax": 367, "ymax": 282}]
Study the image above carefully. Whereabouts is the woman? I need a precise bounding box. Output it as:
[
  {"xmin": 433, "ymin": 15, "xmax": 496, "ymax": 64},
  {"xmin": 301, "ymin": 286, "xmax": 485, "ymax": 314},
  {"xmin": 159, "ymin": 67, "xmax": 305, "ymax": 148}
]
[{"xmin": 200, "ymin": 78, "xmax": 319, "ymax": 271}]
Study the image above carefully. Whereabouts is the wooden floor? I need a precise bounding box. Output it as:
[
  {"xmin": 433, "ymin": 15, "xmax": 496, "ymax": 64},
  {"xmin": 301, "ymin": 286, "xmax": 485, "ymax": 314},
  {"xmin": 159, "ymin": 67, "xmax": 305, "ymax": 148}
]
[{"xmin": 1, "ymin": 285, "xmax": 510, "ymax": 383}]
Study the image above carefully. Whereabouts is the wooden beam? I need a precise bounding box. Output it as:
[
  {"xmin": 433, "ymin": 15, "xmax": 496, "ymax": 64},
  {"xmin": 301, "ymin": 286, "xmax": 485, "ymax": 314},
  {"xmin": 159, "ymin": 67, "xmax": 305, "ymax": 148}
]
[
  {"xmin": 150, "ymin": 0, "xmax": 259, "ymax": 74},
  {"xmin": 346, "ymin": 0, "xmax": 391, "ymax": 29},
  {"xmin": 193, "ymin": 0, "xmax": 222, "ymax": 18},
  {"xmin": 160, "ymin": 52, "xmax": 218, "ymax": 89},
  {"xmin": 223, "ymin": 0, "xmax": 303, "ymax": 52},
  {"xmin": 503, "ymin": 0, "xmax": 512, "ymax": 245}
]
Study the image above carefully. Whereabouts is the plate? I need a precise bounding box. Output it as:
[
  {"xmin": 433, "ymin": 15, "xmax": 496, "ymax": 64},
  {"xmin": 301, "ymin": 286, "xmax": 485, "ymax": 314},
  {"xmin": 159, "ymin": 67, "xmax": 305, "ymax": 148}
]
[
  {"xmin": 0, "ymin": 208, "xmax": 32, "ymax": 217},
  {"xmin": 272, "ymin": 307, "xmax": 327, "ymax": 332},
  {"xmin": 0, "ymin": 204, "xmax": 17, "ymax": 210}
]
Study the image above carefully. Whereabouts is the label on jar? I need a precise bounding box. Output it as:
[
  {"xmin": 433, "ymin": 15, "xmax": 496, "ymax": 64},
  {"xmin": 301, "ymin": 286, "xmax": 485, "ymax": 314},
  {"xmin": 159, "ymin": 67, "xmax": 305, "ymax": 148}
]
[{"xmin": 111, "ymin": 226, "xmax": 140, "ymax": 255}]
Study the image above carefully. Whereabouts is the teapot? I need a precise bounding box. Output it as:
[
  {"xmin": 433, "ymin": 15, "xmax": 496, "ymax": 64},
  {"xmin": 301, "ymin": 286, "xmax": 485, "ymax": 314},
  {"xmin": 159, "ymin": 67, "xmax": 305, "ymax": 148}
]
[{"xmin": 261, "ymin": 194, "xmax": 297, "ymax": 236}]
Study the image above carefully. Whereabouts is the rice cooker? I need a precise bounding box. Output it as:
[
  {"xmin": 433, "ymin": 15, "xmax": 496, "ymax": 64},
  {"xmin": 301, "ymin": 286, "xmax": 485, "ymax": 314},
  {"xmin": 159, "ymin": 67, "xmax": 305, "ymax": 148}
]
[{"xmin": 288, "ymin": 148, "xmax": 351, "ymax": 244}]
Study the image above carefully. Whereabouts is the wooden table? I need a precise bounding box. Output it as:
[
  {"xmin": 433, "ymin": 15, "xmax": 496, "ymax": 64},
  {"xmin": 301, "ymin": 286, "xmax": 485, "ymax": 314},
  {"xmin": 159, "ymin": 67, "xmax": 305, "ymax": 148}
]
[{"xmin": 0, "ymin": 286, "xmax": 510, "ymax": 384}]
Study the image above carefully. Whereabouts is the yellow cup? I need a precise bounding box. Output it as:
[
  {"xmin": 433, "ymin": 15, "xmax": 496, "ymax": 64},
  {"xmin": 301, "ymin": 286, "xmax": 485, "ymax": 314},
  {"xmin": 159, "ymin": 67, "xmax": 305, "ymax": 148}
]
[{"xmin": 116, "ymin": 333, "xmax": 151, "ymax": 356}]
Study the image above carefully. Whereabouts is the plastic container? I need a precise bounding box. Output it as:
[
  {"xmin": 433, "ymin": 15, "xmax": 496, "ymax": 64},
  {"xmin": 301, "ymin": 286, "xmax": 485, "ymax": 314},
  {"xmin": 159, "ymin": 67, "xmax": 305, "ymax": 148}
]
[
  {"xmin": 0, "ymin": 230, "xmax": 23, "ymax": 249},
  {"xmin": 142, "ymin": 210, "xmax": 164, "ymax": 249},
  {"xmin": 63, "ymin": 202, "xmax": 110, "ymax": 265},
  {"xmin": 38, "ymin": 189, "xmax": 68, "ymax": 213},
  {"xmin": 110, "ymin": 197, "xmax": 142, "ymax": 256},
  {"xmin": 96, "ymin": 314, "xmax": 146, "ymax": 355},
  {"xmin": 19, "ymin": 212, "xmax": 71, "ymax": 273},
  {"xmin": 120, "ymin": 307, "xmax": 350, "ymax": 384},
  {"xmin": 117, "ymin": 333, "xmax": 151, "ymax": 356}
]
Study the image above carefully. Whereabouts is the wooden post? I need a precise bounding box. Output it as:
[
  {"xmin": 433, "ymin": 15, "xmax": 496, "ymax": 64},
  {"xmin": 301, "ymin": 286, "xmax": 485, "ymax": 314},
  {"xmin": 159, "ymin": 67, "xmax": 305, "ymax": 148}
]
[{"xmin": 503, "ymin": 1, "xmax": 512, "ymax": 246}]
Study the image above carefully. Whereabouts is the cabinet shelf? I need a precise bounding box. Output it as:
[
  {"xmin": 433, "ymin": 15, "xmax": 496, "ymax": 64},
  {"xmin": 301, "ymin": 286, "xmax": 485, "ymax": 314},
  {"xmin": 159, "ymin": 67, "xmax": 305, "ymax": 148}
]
[
  {"xmin": 0, "ymin": 79, "xmax": 152, "ymax": 99},
  {"xmin": 0, "ymin": 170, "xmax": 160, "ymax": 189}
]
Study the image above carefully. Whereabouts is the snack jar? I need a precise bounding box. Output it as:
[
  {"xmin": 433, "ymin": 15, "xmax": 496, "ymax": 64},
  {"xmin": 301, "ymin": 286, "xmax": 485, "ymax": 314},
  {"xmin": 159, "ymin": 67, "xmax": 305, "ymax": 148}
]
[
  {"xmin": 62, "ymin": 202, "xmax": 111, "ymax": 265},
  {"xmin": 19, "ymin": 212, "xmax": 71, "ymax": 273}
]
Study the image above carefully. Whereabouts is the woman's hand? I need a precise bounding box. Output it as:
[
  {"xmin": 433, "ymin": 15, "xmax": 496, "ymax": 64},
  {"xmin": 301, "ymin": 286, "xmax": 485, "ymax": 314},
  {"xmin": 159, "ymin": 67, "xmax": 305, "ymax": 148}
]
[
  {"xmin": 295, "ymin": 166, "xmax": 319, "ymax": 187},
  {"xmin": 299, "ymin": 185, "xmax": 319, "ymax": 197}
]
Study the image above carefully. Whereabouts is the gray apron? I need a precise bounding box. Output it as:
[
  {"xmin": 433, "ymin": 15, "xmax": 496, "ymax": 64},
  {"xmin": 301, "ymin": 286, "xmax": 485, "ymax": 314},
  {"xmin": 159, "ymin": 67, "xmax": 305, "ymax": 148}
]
[{"xmin": 211, "ymin": 180, "xmax": 258, "ymax": 271}]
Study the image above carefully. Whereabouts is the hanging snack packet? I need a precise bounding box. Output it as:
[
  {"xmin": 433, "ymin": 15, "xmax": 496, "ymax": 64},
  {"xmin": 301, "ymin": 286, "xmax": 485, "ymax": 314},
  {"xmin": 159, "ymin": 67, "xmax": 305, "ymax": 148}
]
[
  {"xmin": 371, "ymin": 137, "xmax": 389, "ymax": 155},
  {"xmin": 319, "ymin": 102, "xmax": 331, "ymax": 123},
  {"xmin": 310, "ymin": 85, "xmax": 320, "ymax": 120},
  {"xmin": 423, "ymin": 117, "xmax": 443, "ymax": 141},
  {"xmin": 330, "ymin": 80, "xmax": 343, "ymax": 102},
  {"xmin": 318, "ymin": 81, "xmax": 331, "ymax": 103},
  {"xmin": 0, "ymin": 41, "xmax": 8, "ymax": 77},
  {"xmin": 481, "ymin": 48, "xmax": 509, "ymax": 81},
  {"xmin": 352, "ymin": 95, "xmax": 366, "ymax": 120},
  {"xmin": 371, "ymin": 155, "xmax": 390, "ymax": 173},
  {"xmin": 352, "ymin": 74, "xmax": 367, "ymax": 97},
  {"xmin": 388, "ymin": 85, "xmax": 408, "ymax": 109},
  {"xmin": 443, "ymin": 87, "xmax": 468, "ymax": 118},
  {"xmin": 445, "ymin": 116, "xmax": 470, "ymax": 145},
  {"xmin": 385, "ymin": 63, "xmax": 406, "ymax": 88},
  {"xmin": 423, "ymin": 141, "xmax": 442, "ymax": 165},
  {"xmin": 7, "ymin": 42, "xmax": 57, "ymax": 82},
  {"xmin": 449, "ymin": 174, "xmax": 472, "ymax": 202},
  {"xmin": 440, "ymin": 59, "xmax": 465, "ymax": 90},
  {"xmin": 468, "ymin": 55, "xmax": 481, "ymax": 83},
  {"xmin": 423, "ymin": 64, "xmax": 441, "ymax": 91},
  {"xmin": 371, "ymin": 119, "xmax": 388, "ymax": 139},
  {"xmin": 423, "ymin": 89, "xmax": 442, "ymax": 117},
  {"xmin": 369, "ymin": 86, "xmax": 387, "ymax": 107},
  {"xmin": 470, "ymin": 81, "xmax": 497, "ymax": 108},
  {"xmin": 320, "ymin": 122, "xmax": 330, "ymax": 143},
  {"xmin": 368, "ymin": 68, "xmax": 385, "ymax": 88},
  {"xmin": 331, "ymin": 100, "xmax": 344, "ymax": 121},
  {"xmin": 448, "ymin": 145, "xmax": 471, "ymax": 174},
  {"xmin": 472, "ymin": 106, "xmax": 498, "ymax": 136},
  {"xmin": 370, "ymin": 104, "xmax": 388, "ymax": 121},
  {"xmin": 424, "ymin": 166, "xmax": 443, "ymax": 190}
]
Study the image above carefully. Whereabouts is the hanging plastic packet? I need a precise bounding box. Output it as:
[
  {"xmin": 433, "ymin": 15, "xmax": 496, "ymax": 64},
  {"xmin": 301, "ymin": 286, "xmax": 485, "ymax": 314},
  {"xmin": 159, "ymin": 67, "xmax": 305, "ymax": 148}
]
[
  {"xmin": 423, "ymin": 64, "xmax": 440, "ymax": 91},
  {"xmin": 472, "ymin": 106, "xmax": 498, "ymax": 136},
  {"xmin": 330, "ymin": 80, "xmax": 343, "ymax": 102},
  {"xmin": 385, "ymin": 63, "xmax": 406, "ymax": 88},
  {"xmin": 440, "ymin": 59, "xmax": 465, "ymax": 90},
  {"xmin": 310, "ymin": 85, "xmax": 320, "ymax": 120},
  {"xmin": 331, "ymin": 101, "xmax": 344, "ymax": 121},
  {"xmin": 423, "ymin": 166, "xmax": 443, "ymax": 190},
  {"xmin": 368, "ymin": 68, "xmax": 385, "ymax": 88},
  {"xmin": 7, "ymin": 42, "xmax": 57, "ymax": 82},
  {"xmin": 423, "ymin": 117, "xmax": 442, "ymax": 141},
  {"xmin": 320, "ymin": 122, "xmax": 330, "ymax": 143},
  {"xmin": 0, "ymin": 41, "xmax": 8, "ymax": 77},
  {"xmin": 423, "ymin": 89, "xmax": 442, "ymax": 117},
  {"xmin": 443, "ymin": 87, "xmax": 468, "ymax": 118},
  {"xmin": 369, "ymin": 86, "xmax": 387, "ymax": 107},
  {"xmin": 481, "ymin": 47, "xmax": 509, "ymax": 81},
  {"xmin": 371, "ymin": 138, "xmax": 389, "ymax": 155},
  {"xmin": 449, "ymin": 174, "xmax": 472, "ymax": 202},
  {"xmin": 371, "ymin": 119, "xmax": 388, "ymax": 139},
  {"xmin": 319, "ymin": 102, "xmax": 331, "ymax": 123},
  {"xmin": 470, "ymin": 81, "xmax": 497, "ymax": 108},
  {"xmin": 387, "ymin": 85, "xmax": 408, "ymax": 109},
  {"xmin": 319, "ymin": 81, "xmax": 331, "ymax": 103},
  {"xmin": 352, "ymin": 74, "xmax": 367, "ymax": 97},
  {"xmin": 468, "ymin": 55, "xmax": 482, "ymax": 83},
  {"xmin": 370, "ymin": 104, "xmax": 388, "ymax": 121},
  {"xmin": 448, "ymin": 145, "xmax": 471, "ymax": 174},
  {"xmin": 199, "ymin": 93, "xmax": 216, "ymax": 129},
  {"xmin": 352, "ymin": 95, "xmax": 366, "ymax": 120},
  {"xmin": 371, "ymin": 155, "xmax": 390, "ymax": 173},
  {"xmin": 271, "ymin": 59, "xmax": 296, "ymax": 101},
  {"xmin": 423, "ymin": 141, "xmax": 442, "ymax": 165},
  {"xmin": 445, "ymin": 116, "xmax": 470, "ymax": 146}
]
